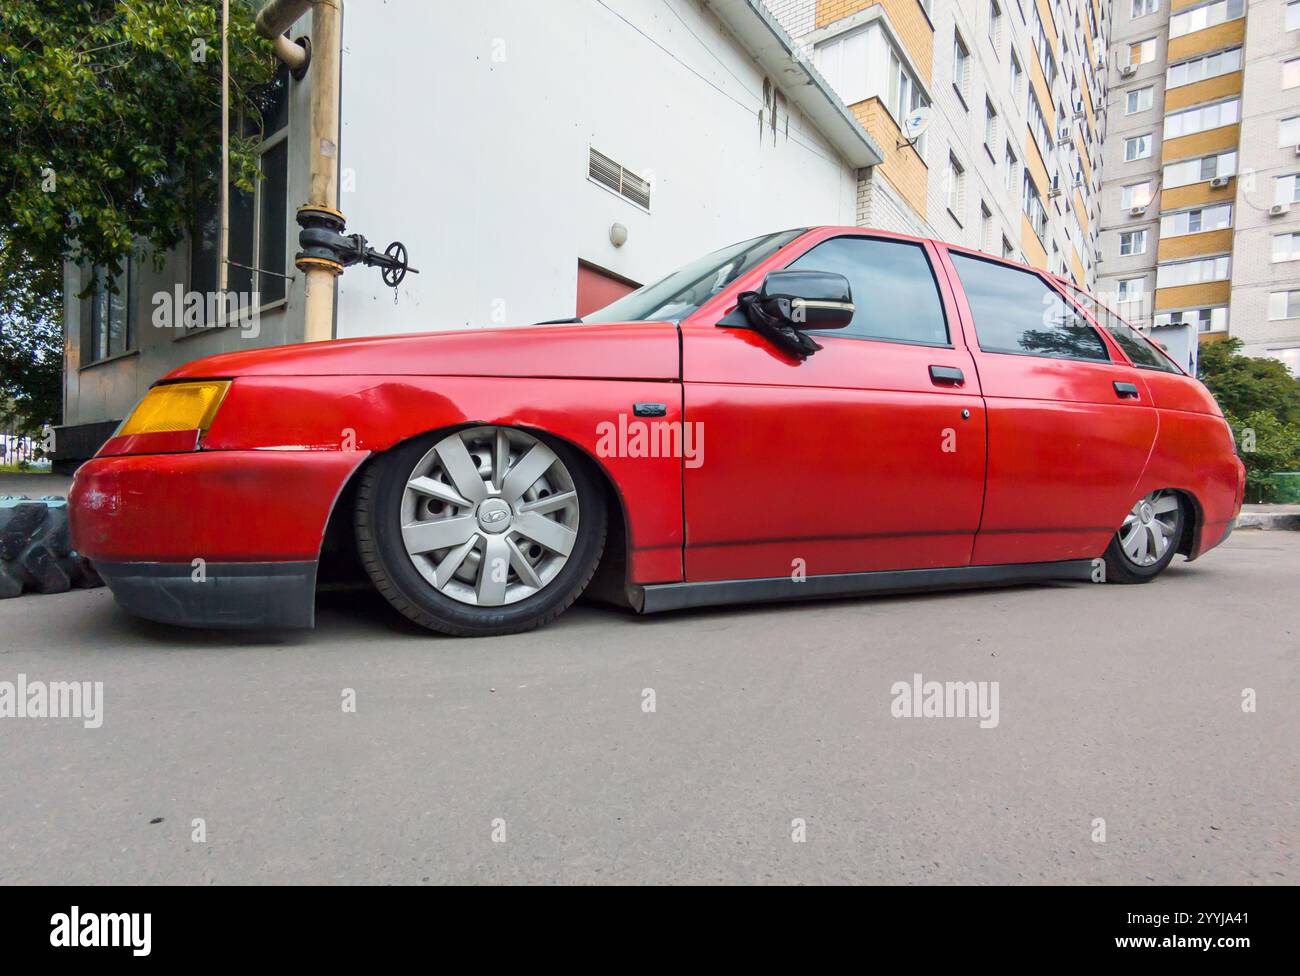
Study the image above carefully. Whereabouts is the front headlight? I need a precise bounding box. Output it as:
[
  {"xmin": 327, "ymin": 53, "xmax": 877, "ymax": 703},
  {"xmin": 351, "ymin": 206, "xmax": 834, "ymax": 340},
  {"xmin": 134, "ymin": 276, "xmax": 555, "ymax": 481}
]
[{"xmin": 118, "ymin": 381, "xmax": 231, "ymax": 436}]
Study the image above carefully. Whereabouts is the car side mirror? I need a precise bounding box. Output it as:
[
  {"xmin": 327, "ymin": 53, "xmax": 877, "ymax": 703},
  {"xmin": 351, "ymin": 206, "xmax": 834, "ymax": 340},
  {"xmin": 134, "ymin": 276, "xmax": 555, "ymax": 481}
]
[{"xmin": 755, "ymin": 270, "xmax": 854, "ymax": 331}]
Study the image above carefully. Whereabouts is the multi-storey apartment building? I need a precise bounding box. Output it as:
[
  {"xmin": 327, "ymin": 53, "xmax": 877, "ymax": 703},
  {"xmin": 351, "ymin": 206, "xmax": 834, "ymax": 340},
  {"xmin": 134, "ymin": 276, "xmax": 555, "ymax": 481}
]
[
  {"xmin": 770, "ymin": 0, "xmax": 1112, "ymax": 290},
  {"xmin": 1097, "ymin": 0, "xmax": 1300, "ymax": 374}
]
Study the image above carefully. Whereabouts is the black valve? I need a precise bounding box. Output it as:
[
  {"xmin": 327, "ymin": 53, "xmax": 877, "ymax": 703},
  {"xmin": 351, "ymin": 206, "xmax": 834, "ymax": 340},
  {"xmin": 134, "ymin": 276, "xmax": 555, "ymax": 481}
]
[{"xmin": 295, "ymin": 206, "xmax": 419, "ymax": 289}]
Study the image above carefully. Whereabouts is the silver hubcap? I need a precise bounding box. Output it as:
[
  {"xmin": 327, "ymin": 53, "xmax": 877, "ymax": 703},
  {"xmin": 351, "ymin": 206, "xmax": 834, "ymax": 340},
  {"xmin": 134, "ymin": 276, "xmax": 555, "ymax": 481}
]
[
  {"xmin": 1119, "ymin": 490, "xmax": 1179, "ymax": 567},
  {"xmin": 400, "ymin": 427, "xmax": 580, "ymax": 606}
]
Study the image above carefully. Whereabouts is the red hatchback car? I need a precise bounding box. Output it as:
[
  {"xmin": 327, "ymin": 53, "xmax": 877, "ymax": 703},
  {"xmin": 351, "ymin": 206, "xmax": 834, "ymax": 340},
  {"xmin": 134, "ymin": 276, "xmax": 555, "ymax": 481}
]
[{"xmin": 70, "ymin": 227, "xmax": 1245, "ymax": 636}]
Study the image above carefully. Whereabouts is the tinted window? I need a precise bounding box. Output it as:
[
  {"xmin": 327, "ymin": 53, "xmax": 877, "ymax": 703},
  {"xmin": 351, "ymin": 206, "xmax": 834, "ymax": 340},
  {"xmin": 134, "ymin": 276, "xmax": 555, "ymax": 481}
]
[
  {"xmin": 1064, "ymin": 285, "xmax": 1181, "ymax": 373},
  {"xmin": 950, "ymin": 254, "xmax": 1109, "ymax": 362},
  {"xmin": 786, "ymin": 237, "xmax": 949, "ymax": 345}
]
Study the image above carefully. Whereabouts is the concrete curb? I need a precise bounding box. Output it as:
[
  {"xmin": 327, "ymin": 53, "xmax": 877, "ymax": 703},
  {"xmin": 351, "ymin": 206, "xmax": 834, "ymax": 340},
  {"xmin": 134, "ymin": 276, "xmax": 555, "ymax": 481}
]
[{"xmin": 1235, "ymin": 512, "xmax": 1300, "ymax": 531}]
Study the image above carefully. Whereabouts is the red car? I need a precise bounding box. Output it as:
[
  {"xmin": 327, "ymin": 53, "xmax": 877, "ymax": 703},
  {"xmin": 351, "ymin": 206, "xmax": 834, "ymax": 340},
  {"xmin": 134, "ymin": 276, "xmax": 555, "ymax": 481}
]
[{"xmin": 70, "ymin": 227, "xmax": 1245, "ymax": 636}]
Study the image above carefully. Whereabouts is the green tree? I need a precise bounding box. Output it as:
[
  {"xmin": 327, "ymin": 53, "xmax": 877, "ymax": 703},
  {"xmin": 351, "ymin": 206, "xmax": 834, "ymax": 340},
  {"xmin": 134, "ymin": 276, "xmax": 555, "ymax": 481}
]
[
  {"xmin": 1197, "ymin": 337, "xmax": 1300, "ymax": 426},
  {"xmin": 0, "ymin": 0, "xmax": 277, "ymax": 429},
  {"xmin": 1199, "ymin": 339, "xmax": 1300, "ymax": 502}
]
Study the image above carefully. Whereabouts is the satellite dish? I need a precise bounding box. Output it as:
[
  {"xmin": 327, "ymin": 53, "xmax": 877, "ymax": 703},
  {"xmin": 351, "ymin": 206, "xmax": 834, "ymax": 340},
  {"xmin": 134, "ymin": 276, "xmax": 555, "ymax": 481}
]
[{"xmin": 901, "ymin": 106, "xmax": 932, "ymax": 143}]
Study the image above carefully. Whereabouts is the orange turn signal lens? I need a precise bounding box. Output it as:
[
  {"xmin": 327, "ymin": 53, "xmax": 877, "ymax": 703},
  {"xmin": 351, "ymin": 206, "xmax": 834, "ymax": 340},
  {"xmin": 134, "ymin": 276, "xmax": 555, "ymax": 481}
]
[{"xmin": 118, "ymin": 381, "xmax": 231, "ymax": 436}]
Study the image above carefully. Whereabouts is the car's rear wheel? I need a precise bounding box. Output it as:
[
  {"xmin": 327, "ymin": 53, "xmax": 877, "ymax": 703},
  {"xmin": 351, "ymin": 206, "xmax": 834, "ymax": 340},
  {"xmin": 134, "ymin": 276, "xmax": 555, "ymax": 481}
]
[
  {"xmin": 355, "ymin": 425, "xmax": 606, "ymax": 636},
  {"xmin": 1102, "ymin": 489, "xmax": 1184, "ymax": 584}
]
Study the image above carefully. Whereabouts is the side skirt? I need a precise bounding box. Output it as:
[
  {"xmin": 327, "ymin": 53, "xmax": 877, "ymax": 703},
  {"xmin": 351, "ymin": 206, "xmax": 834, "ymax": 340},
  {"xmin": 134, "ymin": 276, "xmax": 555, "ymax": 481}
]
[{"xmin": 633, "ymin": 559, "xmax": 1095, "ymax": 614}]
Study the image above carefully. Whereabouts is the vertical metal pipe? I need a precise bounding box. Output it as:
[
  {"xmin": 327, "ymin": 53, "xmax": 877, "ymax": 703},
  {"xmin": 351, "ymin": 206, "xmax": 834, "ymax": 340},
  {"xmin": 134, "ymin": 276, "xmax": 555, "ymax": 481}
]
[{"xmin": 219, "ymin": 0, "xmax": 230, "ymax": 295}]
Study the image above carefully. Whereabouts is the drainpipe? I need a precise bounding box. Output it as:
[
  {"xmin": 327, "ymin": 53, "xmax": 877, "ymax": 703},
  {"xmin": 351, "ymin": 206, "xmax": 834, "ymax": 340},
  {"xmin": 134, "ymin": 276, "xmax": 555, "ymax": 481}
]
[{"xmin": 255, "ymin": 0, "xmax": 342, "ymax": 343}]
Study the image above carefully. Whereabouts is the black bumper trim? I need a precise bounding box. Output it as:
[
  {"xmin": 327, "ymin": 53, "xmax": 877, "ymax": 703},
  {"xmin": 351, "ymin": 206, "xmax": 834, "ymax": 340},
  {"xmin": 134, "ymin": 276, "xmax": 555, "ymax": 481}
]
[
  {"xmin": 635, "ymin": 559, "xmax": 1095, "ymax": 614},
  {"xmin": 94, "ymin": 560, "xmax": 317, "ymax": 630}
]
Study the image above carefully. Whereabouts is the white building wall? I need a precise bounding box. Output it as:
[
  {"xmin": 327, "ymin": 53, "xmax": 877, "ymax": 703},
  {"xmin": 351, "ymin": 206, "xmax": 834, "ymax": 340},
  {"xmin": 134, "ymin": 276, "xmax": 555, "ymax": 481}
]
[{"xmin": 334, "ymin": 0, "xmax": 860, "ymax": 337}]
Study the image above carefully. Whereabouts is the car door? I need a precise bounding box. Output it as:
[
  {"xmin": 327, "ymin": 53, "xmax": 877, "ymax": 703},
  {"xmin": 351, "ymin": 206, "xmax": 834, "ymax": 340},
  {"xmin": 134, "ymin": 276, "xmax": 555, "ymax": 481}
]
[
  {"xmin": 939, "ymin": 248, "xmax": 1157, "ymax": 565},
  {"xmin": 679, "ymin": 230, "xmax": 987, "ymax": 583}
]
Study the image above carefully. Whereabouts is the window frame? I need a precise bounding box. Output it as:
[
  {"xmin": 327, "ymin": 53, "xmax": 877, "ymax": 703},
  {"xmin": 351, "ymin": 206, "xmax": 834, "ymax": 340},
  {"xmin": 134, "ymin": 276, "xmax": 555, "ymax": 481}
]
[{"xmin": 82, "ymin": 260, "xmax": 135, "ymax": 368}]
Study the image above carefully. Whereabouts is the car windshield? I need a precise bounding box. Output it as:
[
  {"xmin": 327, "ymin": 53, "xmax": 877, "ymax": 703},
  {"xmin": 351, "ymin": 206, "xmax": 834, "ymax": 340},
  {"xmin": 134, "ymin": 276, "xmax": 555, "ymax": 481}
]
[
  {"xmin": 1063, "ymin": 283, "xmax": 1183, "ymax": 373},
  {"xmin": 581, "ymin": 229, "xmax": 806, "ymax": 323}
]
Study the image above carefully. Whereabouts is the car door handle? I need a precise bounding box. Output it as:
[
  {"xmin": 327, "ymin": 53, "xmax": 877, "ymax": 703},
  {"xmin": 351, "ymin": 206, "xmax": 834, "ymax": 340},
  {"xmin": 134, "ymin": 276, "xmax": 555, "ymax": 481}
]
[
  {"xmin": 1114, "ymin": 381, "xmax": 1140, "ymax": 399},
  {"xmin": 929, "ymin": 365, "xmax": 965, "ymax": 386}
]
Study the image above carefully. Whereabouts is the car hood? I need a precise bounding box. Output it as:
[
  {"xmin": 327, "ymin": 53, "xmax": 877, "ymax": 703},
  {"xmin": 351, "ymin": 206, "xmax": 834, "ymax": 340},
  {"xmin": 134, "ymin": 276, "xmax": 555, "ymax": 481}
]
[{"xmin": 163, "ymin": 320, "xmax": 681, "ymax": 382}]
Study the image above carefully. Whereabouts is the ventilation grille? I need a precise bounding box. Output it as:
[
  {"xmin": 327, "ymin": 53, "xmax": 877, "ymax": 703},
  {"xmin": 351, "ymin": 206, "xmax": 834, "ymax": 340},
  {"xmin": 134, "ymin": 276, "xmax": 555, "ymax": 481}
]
[{"xmin": 588, "ymin": 147, "xmax": 651, "ymax": 210}]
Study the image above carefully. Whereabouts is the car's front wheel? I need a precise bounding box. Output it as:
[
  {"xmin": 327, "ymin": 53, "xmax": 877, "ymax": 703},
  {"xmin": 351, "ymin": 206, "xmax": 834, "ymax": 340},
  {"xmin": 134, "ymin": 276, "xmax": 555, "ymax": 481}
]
[
  {"xmin": 1101, "ymin": 489, "xmax": 1185, "ymax": 584},
  {"xmin": 355, "ymin": 425, "xmax": 607, "ymax": 636}
]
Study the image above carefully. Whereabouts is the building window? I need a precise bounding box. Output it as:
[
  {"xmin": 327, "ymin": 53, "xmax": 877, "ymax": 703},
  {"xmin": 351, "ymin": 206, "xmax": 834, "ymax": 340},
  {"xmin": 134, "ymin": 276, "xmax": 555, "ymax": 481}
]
[
  {"xmin": 1285, "ymin": 59, "xmax": 1300, "ymax": 90},
  {"xmin": 1132, "ymin": 0, "xmax": 1159, "ymax": 17},
  {"xmin": 1128, "ymin": 38, "xmax": 1157, "ymax": 66},
  {"xmin": 954, "ymin": 32, "xmax": 971, "ymax": 103},
  {"xmin": 1126, "ymin": 86, "xmax": 1154, "ymax": 114},
  {"xmin": 1289, "ymin": 0, "xmax": 1300, "ymax": 31},
  {"xmin": 1268, "ymin": 290, "xmax": 1300, "ymax": 320},
  {"xmin": 84, "ymin": 263, "xmax": 132, "ymax": 365},
  {"xmin": 1169, "ymin": 0, "xmax": 1244, "ymax": 40},
  {"xmin": 1023, "ymin": 171, "xmax": 1047, "ymax": 239},
  {"xmin": 980, "ymin": 201, "xmax": 994, "ymax": 251},
  {"xmin": 1120, "ymin": 229, "xmax": 1148, "ymax": 255},
  {"xmin": 1121, "ymin": 181, "xmax": 1153, "ymax": 209},
  {"xmin": 984, "ymin": 99, "xmax": 999, "ymax": 152},
  {"xmin": 946, "ymin": 153, "xmax": 966, "ymax": 220},
  {"xmin": 1281, "ymin": 116, "xmax": 1300, "ymax": 148},
  {"xmin": 1028, "ymin": 87, "xmax": 1054, "ymax": 158},
  {"xmin": 1030, "ymin": 6, "xmax": 1058, "ymax": 85},
  {"xmin": 1002, "ymin": 236, "xmax": 1015, "ymax": 260},
  {"xmin": 1274, "ymin": 232, "xmax": 1300, "ymax": 262},
  {"xmin": 1164, "ymin": 98, "xmax": 1240, "ymax": 139},
  {"xmin": 889, "ymin": 48, "xmax": 930, "ymax": 154},
  {"xmin": 1155, "ymin": 307, "xmax": 1228, "ymax": 332},
  {"xmin": 1167, "ymin": 47, "xmax": 1242, "ymax": 88},
  {"xmin": 189, "ymin": 66, "xmax": 290, "ymax": 315},
  {"xmin": 1275, "ymin": 174, "xmax": 1300, "ymax": 204},
  {"xmin": 1160, "ymin": 203, "xmax": 1232, "ymax": 237},
  {"xmin": 1157, "ymin": 255, "xmax": 1231, "ymax": 288},
  {"xmin": 1010, "ymin": 51, "xmax": 1024, "ymax": 99},
  {"xmin": 989, "ymin": 1, "xmax": 1003, "ymax": 47},
  {"xmin": 1268, "ymin": 347, "xmax": 1300, "ymax": 377},
  {"xmin": 1124, "ymin": 133, "xmax": 1153, "ymax": 161},
  {"xmin": 1004, "ymin": 141, "xmax": 1019, "ymax": 192},
  {"xmin": 1164, "ymin": 150, "xmax": 1236, "ymax": 188}
]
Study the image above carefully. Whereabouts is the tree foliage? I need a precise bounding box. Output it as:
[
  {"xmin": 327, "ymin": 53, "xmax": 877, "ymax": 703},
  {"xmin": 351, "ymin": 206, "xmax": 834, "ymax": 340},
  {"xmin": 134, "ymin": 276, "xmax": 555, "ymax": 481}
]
[
  {"xmin": 1198, "ymin": 338, "xmax": 1300, "ymax": 502},
  {"xmin": 0, "ymin": 0, "xmax": 277, "ymax": 429}
]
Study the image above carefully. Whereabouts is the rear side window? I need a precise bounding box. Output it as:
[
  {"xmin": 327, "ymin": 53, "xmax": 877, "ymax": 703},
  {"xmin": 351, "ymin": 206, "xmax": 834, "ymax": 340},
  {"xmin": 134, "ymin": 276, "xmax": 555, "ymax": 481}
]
[
  {"xmin": 950, "ymin": 253, "xmax": 1110, "ymax": 362},
  {"xmin": 786, "ymin": 236, "xmax": 949, "ymax": 346},
  {"xmin": 1065, "ymin": 287, "xmax": 1182, "ymax": 373}
]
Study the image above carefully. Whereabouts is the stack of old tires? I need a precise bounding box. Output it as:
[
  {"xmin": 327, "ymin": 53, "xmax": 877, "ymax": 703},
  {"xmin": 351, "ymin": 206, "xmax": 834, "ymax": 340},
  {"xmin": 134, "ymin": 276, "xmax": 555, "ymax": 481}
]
[{"xmin": 0, "ymin": 496, "xmax": 103, "ymax": 598}]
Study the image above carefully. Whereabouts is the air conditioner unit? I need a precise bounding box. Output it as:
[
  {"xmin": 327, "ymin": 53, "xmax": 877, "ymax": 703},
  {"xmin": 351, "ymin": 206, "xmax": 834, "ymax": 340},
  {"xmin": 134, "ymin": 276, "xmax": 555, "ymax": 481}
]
[
  {"xmin": 1129, "ymin": 205, "xmax": 1147, "ymax": 217},
  {"xmin": 1270, "ymin": 203, "xmax": 1290, "ymax": 217},
  {"xmin": 1120, "ymin": 64, "xmax": 1137, "ymax": 78},
  {"xmin": 1049, "ymin": 175, "xmax": 1063, "ymax": 198},
  {"xmin": 1209, "ymin": 176, "xmax": 1230, "ymax": 188}
]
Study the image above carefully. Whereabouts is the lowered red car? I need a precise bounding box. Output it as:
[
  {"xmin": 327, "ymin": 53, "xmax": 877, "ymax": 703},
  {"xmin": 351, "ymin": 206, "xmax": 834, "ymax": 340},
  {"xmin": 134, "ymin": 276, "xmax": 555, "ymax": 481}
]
[{"xmin": 70, "ymin": 227, "xmax": 1245, "ymax": 636}]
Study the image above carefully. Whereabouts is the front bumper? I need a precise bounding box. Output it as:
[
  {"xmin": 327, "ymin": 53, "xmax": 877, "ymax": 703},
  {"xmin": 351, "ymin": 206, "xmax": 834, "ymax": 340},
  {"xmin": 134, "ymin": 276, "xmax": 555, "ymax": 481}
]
[
  {"xmin": 95, "ymin": 560, "xmax": 317, "ymax": 629},
  {"xmin": 70, "ymin": 449, "xmax": 364, "ymax": 629}
]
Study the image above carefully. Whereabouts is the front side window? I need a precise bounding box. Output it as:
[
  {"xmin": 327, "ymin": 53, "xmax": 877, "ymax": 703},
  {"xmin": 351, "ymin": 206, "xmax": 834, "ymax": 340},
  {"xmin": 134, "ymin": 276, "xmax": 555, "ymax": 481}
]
[
  {"xmin": 785, "ymin": 236, "xmax": 949, "ymax": 346},
  {"xmin": 582, "ymin": 230, "xmax": 805, "ymax": 323},
  {"xmin": 950, "ymin": 253, "xmax": 1109, "ymax": 362}
]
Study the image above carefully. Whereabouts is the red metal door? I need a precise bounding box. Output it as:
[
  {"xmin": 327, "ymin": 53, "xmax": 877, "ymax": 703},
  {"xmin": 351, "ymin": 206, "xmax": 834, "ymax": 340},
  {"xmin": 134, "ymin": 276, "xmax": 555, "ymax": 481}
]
[{"xmin": 679, "ymin": 230, "xmax": 987, "ymax": 583}]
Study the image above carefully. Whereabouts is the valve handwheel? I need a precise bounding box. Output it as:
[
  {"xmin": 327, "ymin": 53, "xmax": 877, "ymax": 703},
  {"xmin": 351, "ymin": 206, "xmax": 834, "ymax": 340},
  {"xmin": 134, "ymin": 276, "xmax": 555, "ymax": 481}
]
[{"xmin": 382, "ymin": 241, "xmax": 410, "ymax": 288}]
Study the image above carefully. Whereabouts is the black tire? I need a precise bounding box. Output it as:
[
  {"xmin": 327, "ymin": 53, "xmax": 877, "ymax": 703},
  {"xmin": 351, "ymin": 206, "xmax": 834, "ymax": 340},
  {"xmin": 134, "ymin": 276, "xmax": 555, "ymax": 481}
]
[
  {"xmin": 354, "ymin": 428, "xmax": 607, "ymax": 636},
  {"xmin": 1101, "ymin": 490, "xmax": 1185, "ymax": 584}
]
